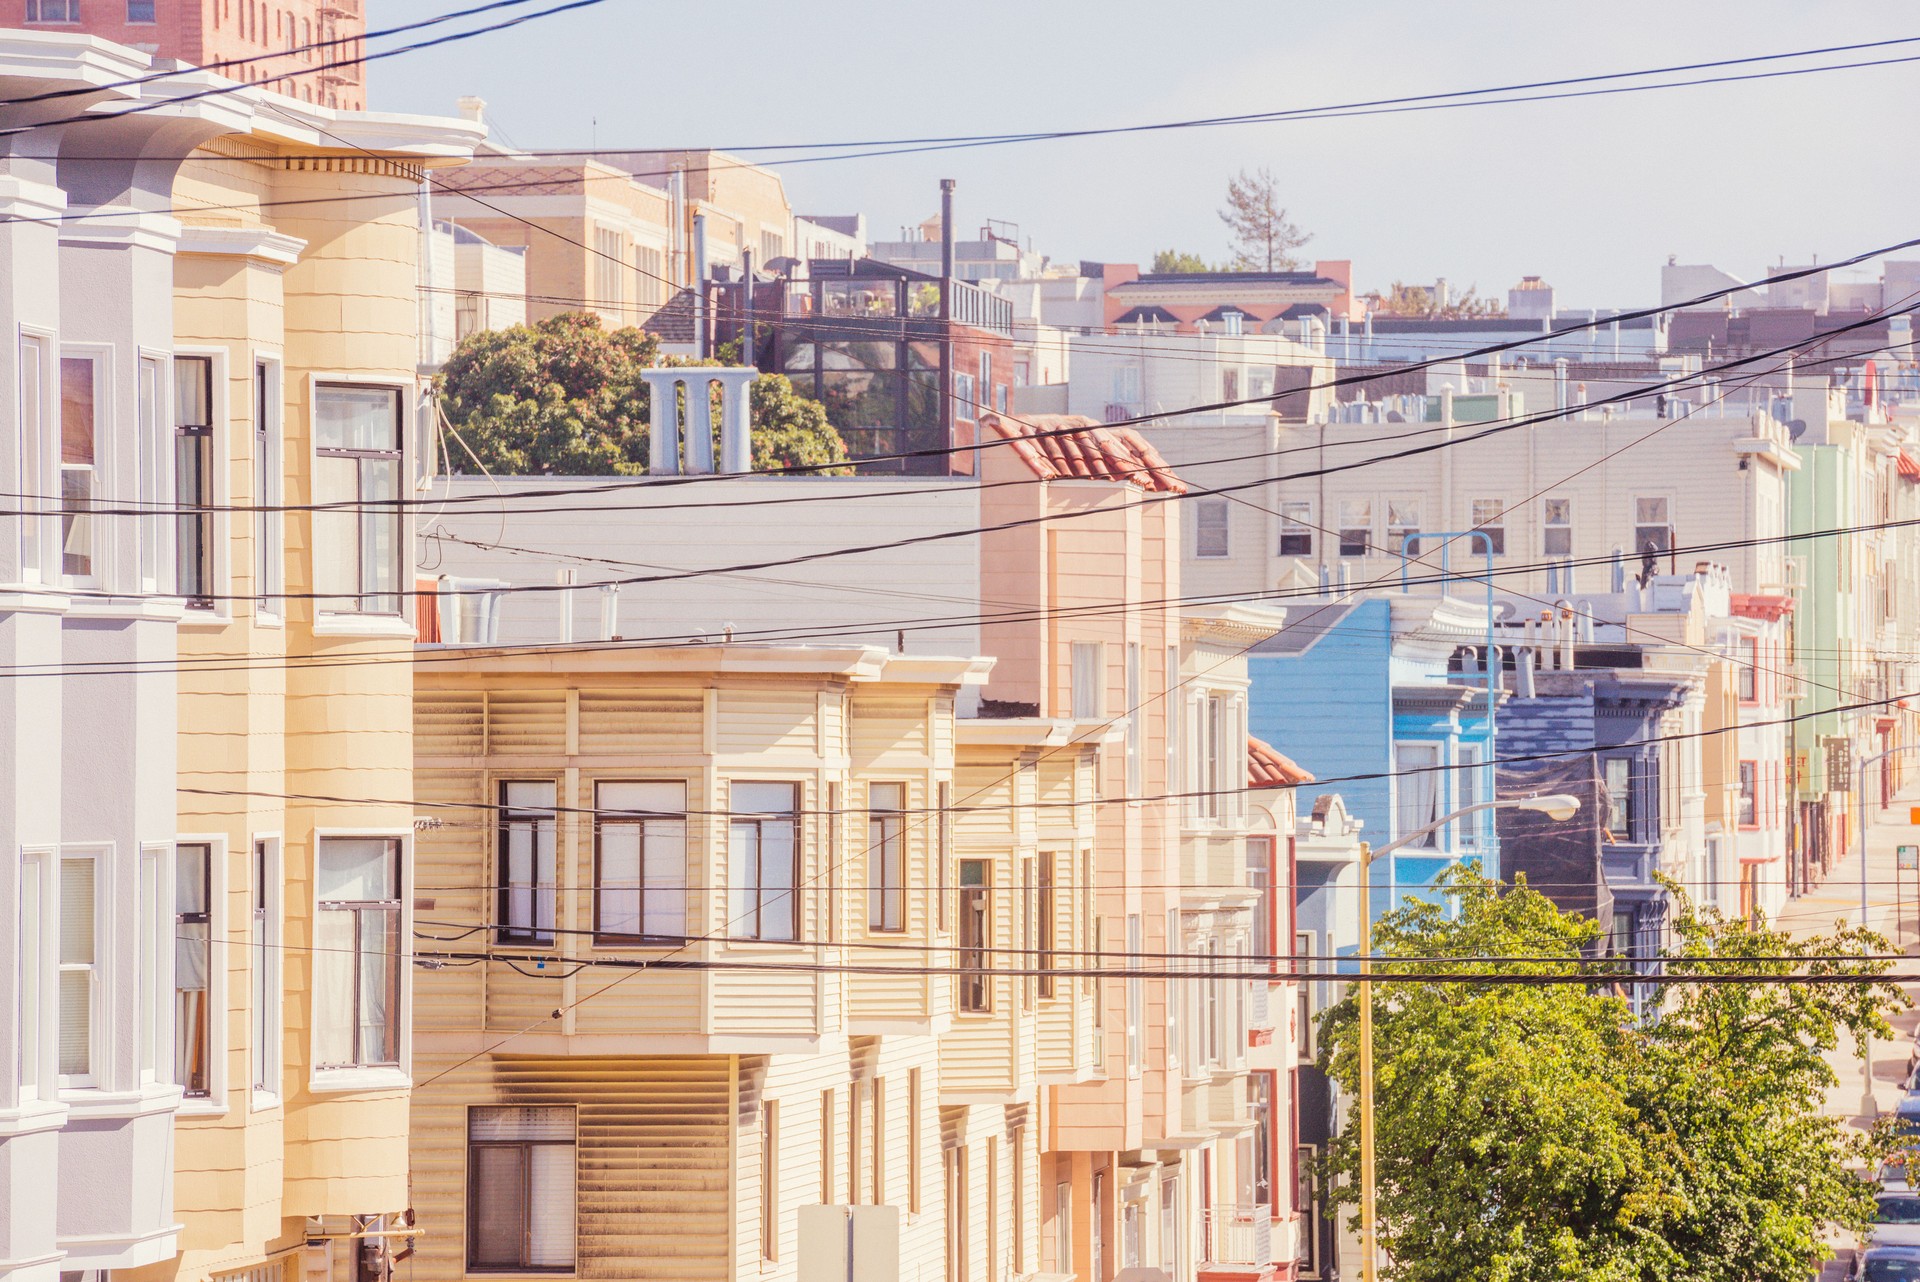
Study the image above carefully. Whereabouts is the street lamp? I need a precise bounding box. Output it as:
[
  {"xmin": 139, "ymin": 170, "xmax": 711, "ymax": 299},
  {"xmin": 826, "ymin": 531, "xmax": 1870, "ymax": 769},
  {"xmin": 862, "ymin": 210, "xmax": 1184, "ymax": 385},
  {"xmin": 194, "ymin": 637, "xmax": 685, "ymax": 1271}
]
[{"xmin": 1355, "ymin": 793, "xmax": 1581, "ymax": 1282}]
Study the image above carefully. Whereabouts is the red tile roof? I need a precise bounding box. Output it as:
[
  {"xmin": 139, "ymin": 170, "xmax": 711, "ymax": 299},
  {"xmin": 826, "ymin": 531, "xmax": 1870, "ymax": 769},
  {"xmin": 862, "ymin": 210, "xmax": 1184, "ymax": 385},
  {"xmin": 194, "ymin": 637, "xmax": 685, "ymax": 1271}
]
[
  {"xmin": 980, "ymin": 413, "xmax": 1187, "ymax": 493},
  {"xmin": 1898, "ymin": 449, "xmax": 1920, "ymax": 483},
  {"xmin": 1248, "ymin": 735, "xmax": 1314, "ymax": 788},
  {"xmin": 1730, "ymin": 593, "xmax": 1794, "ymax": 622}
]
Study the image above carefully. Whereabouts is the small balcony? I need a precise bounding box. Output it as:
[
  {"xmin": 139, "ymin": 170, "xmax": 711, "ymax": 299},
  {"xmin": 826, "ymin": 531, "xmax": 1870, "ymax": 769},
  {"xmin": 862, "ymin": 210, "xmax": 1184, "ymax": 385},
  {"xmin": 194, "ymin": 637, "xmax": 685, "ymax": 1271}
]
[{"xmin": 1200, "ymin": 1204, "xmax": 1273, "ymax": 1277}]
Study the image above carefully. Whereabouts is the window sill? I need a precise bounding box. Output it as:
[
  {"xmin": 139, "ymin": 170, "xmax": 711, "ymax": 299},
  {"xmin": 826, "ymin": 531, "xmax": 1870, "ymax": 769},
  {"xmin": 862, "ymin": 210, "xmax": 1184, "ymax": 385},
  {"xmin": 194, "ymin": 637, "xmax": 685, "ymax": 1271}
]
[
  {"xmin": 309, "ymin": 1065, "xmax": 409, "ymax": 1095},
  {"xmin": 178, "ymin": 609, "xmax": 235, "ymax": 631},
  {"xmin": 178, "ymin": 1097, "xmax": 227, "ymax": 1118},
  {"xmin": 312, "ymin": 614, "xmax": 416, "ymax": 639},
  {"xmin": 250, "ymin": 1089, "xmax": 282, "ymax": 1113},
  {"xmin": 0, "ymin": 1096, "xmax": 70, "ymax": 1137},
  {"xmin": 58, "ymin": 1081, "xmax": 183, "ymax": 1118},
  {"xmin": 255, "ymin": 611, "xmax": 285, "ymax": 630}
]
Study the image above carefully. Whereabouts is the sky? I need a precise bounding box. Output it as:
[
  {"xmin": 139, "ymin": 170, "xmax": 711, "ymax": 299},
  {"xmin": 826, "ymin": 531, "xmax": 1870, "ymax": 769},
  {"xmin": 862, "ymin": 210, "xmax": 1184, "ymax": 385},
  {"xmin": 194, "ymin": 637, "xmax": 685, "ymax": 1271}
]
[{"xmin": 372, "ymin": 0, "xmax": 1920, "ymax": 311}]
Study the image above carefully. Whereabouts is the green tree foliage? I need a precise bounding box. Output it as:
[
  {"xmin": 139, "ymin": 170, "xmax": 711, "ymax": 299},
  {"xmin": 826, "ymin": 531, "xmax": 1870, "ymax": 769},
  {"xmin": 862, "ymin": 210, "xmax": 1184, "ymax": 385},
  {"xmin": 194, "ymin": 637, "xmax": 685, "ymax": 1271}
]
[
  {"xmin": 1218, "ymin": 166, "xmax": 1312, "ymax": 271},
  {"xmin": 435, "ymin": 312, "xmax": 849, "ymax": 475},
  {"xmin": 1366, "ymin": 280, "xmax": 1505, "ymax": 319},
  {"xmin": 1316, "ymin": 868, "xmax": 1903, "ymax": 1282},
  {"xmin": 1151, "ymin": 248, "xmax": 1218, "ymax": 274}
]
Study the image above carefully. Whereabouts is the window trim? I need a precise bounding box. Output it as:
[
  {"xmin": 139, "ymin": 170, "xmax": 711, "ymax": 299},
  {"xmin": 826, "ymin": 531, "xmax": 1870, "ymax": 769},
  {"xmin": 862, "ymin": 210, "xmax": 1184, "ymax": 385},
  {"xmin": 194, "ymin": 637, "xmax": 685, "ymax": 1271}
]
[
  {"xmin": 254, "ymin": 356, "xmax": 285, "ymax": 623},
  {"xmin": 1737, "ymin": 760, "xmax": 1759, "ymax": 829},
  {"xmin": 957, "ymin": 858, "xmax": 992, "ymax": 1014},
  {"xmin": 251, "ymin": 835, "xmax": 283, "ymax": 1109},
  {"xmin": 308, "ymin": 374, "xmax": 410, "ymax": 620},
  {"xmin": 17, "ymin": 328, "xmax": 54, "ymax": 586},
  {"xmin": 1542, "ymin": 494, "xmax": 1572, "ymax": 558},
  {"xmin": 172, "ymin": 349, "xmax": 223, "ymax": 612},
  {"xmin": 1632, "ymin": 494, "xmax": 1675, "ymax": 559},
  {"xmin": 866, "ymin": 781, "xmax": 907, "ymax": 934},
  {"xmin": 174, "ymin": 837, "xmax": 225, "ymax": 1109},
  {"xmin": 465, "ymin": 1103, "xmax": 579, "ymax": 1274},
  {"xmin": 309, "ymin": 829, "xmax": 411, "ymax": 1090},
  {"xmin": 1193, "ymin": 496, "xmax": 1232, "ymax": 559},
  {"xmin": 56, "ymin": 846, "xmax": 108, "ymax": 1092},
  {"xmin": 57, "ymin": 345, "xmax": 111, "ymax": 590},
  {"xmin": 495, "ymin": 779, "xmax": 558, "ymax": 945},
  {"xmin": 18, "ymin": 846, "xmax": 55, "ymax": 1102},
  {"xmin": 1467, "ymin": 498, "xmax": 1506, "ymax": 557},
  {"xmin": 593, "ymin": 778, "xmax": 691, "ymax": 946},
  {"xmin": 1277, "ymin": 500, "xmax": 1314, "ymax": 557}
]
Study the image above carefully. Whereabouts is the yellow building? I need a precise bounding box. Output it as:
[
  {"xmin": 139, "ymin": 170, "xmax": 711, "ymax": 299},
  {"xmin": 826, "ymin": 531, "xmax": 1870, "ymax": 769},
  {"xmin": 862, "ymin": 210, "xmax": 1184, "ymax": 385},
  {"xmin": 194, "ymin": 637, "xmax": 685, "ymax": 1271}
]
[
  {"xmin": 408, "ymin": 641, "xmax": 1112, "ymax": 1281},
  {"xmin": 121, "ymin": 72, "xmax": 481, "ymax": 1282}
]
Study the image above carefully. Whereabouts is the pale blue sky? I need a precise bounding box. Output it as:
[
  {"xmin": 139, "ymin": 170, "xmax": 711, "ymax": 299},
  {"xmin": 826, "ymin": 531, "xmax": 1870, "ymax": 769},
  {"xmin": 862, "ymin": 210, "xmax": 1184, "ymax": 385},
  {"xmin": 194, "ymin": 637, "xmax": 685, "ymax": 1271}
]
[{"xmin": 373, "ymin": 0, "xmax": 1919, "ymax": 309}]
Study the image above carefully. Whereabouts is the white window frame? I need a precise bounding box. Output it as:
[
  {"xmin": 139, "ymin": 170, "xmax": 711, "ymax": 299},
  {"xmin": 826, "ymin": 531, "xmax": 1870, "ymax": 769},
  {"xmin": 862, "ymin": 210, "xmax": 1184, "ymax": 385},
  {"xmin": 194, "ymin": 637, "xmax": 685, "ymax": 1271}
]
[
  {"xmin": 1632, "ymin": 495, "xmax": 1674, "ymax": 558},
  {"xmin": 251, "ymin": 835, "xmax": 283, "ymax": 1109},
  {"xmin": 1543, "ymin": 495, "xmax": 1572, "ymax": 558},
  {"xmin": 1070, "ymin": 641, "xmax": 1104, "ymax": 720},
  {"xmin": 17, "ymin": 847, "xmax": 55, "ymax": 1103},
  {"xmin": 136, "ymin": 843, "xmax": 171, "ymax": 1087},
  {"xmin": 1194, "ymin": 497, "xmax": 1231, "ymax": 558},
  {"xmin": 1385, "ymin": 496, "xmax": 1422, "ymax": 556},
  {"xmin": 135, "ymin": 351, "xmax": 171, "ymax": 597},
  {"xmin": 309, "ymin": 829, "xmax": 412, "ymax": 1092},
  {"xmin": 1468, "ymin": 498, "xmax": 1506, "ymax": 557},
  {"xmin": 1278, "ymin": 500, "xmax": 1313, "ymax": 557},
  {"xmin": 307, "ymin": 374, "xmax": 412, "ymax": 628},
  {"xmin": 17, "ymin": 328, "xmax": 53, "ymax": 585},
  {"xmin": 867, "ymin": 781, "xmax": 907, "ymax": 934},
  {"xmin": 56, "ymin": 846, "xmax": 108, "ymax": 1092},
  {"xmin": 57, "ymin": 345, "xmax": 112, "ymax": 591},
  {"xmin": 175, "ymin": 834, "xmax": 227, "ymax": 1111},
  {"xmin": 1336, "ymin": 497, "xmax": 1372, "ymax": 558},
  {"xmin": 254, "ymin": 355, "xmax": 284, "ymax": 624},
  {"xmin": 170, "ymin": 345, "xmax": 226, "ymax": 614},
  {"xmin": 728, "ymin": 782, "xmax": 802, "ymax": 944}
]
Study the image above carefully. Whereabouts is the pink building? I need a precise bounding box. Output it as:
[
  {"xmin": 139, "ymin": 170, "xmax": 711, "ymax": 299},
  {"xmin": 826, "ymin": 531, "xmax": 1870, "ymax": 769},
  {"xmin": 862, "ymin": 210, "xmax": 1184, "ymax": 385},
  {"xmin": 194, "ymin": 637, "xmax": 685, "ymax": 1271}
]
[{"xmin": 12, "ymin": 0, "xmax": 365, "ymax": 107}]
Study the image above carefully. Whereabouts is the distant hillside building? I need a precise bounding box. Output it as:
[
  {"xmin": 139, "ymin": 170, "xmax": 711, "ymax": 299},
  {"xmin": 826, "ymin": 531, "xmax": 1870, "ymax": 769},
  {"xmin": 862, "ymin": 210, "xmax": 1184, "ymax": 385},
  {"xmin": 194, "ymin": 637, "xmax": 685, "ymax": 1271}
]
[{"xmin": 10, "ymin": 0, "xmax": 367, "ymax": 106}]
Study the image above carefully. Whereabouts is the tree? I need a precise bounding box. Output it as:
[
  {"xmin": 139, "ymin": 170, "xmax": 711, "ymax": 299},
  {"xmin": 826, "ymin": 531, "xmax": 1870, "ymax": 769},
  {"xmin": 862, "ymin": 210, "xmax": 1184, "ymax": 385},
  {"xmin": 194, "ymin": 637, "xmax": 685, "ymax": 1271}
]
[
  {"xmin": 1366, "ymin": 280, "xmax": 1506, "ymax": 320},
  {"xmin": 1151, "ymin": 248, "xmax": 1217, "ymax": 274},
  {"xmin": 1315, "ymin": 868, "xmax": 1902, "ymax": 1282},
  {"xmin": 435, "ymin": 311, "xmax": 849, "ymax": 475},
  {"xmin": 1218, "ymin": 166, "xmax": 1311, "ymax": 271}
]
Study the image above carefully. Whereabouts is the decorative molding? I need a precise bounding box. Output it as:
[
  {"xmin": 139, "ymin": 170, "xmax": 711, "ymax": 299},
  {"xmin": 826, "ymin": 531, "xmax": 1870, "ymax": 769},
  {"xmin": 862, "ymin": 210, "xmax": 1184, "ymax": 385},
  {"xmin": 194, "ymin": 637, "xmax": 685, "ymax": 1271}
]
[{"xmin": 175, "ymin": 223, "xmax": 305, "ymax": 265}]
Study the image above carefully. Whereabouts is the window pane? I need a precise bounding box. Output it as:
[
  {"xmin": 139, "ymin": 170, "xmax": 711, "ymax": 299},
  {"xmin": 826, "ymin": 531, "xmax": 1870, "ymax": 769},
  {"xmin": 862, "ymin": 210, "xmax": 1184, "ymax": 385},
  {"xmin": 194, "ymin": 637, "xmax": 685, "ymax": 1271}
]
[
  {"xmin": 598, "ymin": 823, "xmax": 642, "ymax": 936},
  {"xmin": 60, "ymin": 358, "xmax": 95, "ymax": 466},
  {"xmin": 312, "ymin": 908, "xmax": 355, "ymax": 1066},
  {"xmin": 315, "ymin": 385, "xmax": 399, "ymax": 451},
  {"xmin": 472, "ymin": 1105, "xmax": 575, "ymax": 1141},
  {"xmin": 358, "ymin": 455, "xmax": 401, "ymax": 611},
  {"xmin": 60, "ymin": 857, "xmax": 93, "ymax": 965},
  {"xmin": 527, "ymin": 1142, "xmax": 577, "ymax": 1266},
  {"xmin": 642, "ymin": 820, "xmax": 687, "ymax": 938},
  {"xmin": 358, "ymin": 906, "xmax": 399, "ymax": 1064},
  {"xmin": 317, "ymin": 837, "xmax": 398, "ymax": 901},
  {"xmin": 734, "ymin": 782, "xmax": 798, "ymax": 814},
  {"xmin": 469, "ymin": 1144, "xmax": 528, "ymax": 1266}
]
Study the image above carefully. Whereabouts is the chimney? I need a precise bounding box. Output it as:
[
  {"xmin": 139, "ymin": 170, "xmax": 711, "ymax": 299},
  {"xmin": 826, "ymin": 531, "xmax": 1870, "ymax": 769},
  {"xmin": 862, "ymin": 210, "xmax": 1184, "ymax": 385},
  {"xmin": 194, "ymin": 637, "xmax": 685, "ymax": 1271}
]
[
  {"xmin": 1517, "ymin": 647, "xmax": 1537, "ymax": 699},
  {"xmin": 940, "ymin": 179, "xmax": 956, "ymax": 286},
  {"xmin": 456, "ymin": 95, "xmax": 486, "ymax": 125}
]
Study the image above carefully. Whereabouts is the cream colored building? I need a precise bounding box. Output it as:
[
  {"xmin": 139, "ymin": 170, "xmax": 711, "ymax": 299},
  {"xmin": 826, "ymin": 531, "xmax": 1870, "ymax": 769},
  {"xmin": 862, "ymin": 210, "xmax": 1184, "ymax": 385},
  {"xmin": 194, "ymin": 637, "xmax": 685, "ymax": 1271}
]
[{"xmin": 406, "ymin": 641, "xmax": 1106, "ymax": 1281}]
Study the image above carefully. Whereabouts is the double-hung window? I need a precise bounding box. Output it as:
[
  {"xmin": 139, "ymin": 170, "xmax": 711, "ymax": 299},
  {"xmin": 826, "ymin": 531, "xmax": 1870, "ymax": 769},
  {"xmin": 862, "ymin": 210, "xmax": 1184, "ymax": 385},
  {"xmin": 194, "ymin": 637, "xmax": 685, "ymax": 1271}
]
[
  {"xmin": 1393, "ymin": 743, "xmax": 1442, "ymax": 846},
  {"xmin": 1194, "ymin": 498, "xmax": 1231, "ymax": 558},
  {"xmin": 58, "ymin": 855, "xmax": 98, "ymax": 1084},
  {"xmin": 174, "ymin": 356, "xmax": 215, "ymax": 607},
  {"xmin": 137, "ymin": 355, "xmax": 166, "ymax": 593},
  {"xmin": 255, "ymin": 361, "xmax": 283, "ymax": 616},
  {"xmin": 467, "ymin": 1106, "xmax": 577, "ymax": 1272},
  {"xmin": 313, "ymin": 837, "xmax": 403, "ymax": 1070},
  {"xmin": 1738, "ymin": 638, "xmax": 1759, "ymax": 701},
  {"xmin": 1633, "ymin": 497, "xmax": 1672, "ymax": 557},
  {"xmin": 1737, "ymin": 761, "xmax": 1758, "ymax": 827},
  {"xmin": 313, "ymin": 384, "xmax": 403, "ymax": 614},
  {"xmin": 595, "ymin": 781, "xmax": 687, "ymax": 942},
  {"xmin": 1337, "ymin": 499, "xmax": 1371, "ymax": 557},
  {"xmin": 1070, "ymin": 641, "xmax": 1104, "ymax": 720},
  {"xmin": 1278, "ymin": 501, "xmax": 1313, "ymax": 556},
  {"xmin": 1126, "ymin": 914, "xmax": 1144, "ymax": 1077},
  {"xmin": 1386, "ymin": 498, "xmax": 1421, "ymax": 556},
  {"xmin": 176, "ymin": 842, "xmax": 213, "ymax": 1096},
  {"xmin": 957, "ymin": 859, "xmax": 990, "ymax": 1012},
  {"xmin": 1469, "ymin": 498, "xmax": 1506, "ymax": 556},
  {"xmin": 25, "ymin": 0, "xmax": 79, "ymax": 21},
  {"xmin": 1602, "ymin": 757, "xmax": 1636, "ymax": 841},
  {"xmin": 59, "ymin": 355, "xmax": 101, "ymax": 581},
  {"xmin": 1037, "ymin": 853, "xmax": 1056, "ymax": 999},
  {"xmin": 867, "ymin": 782, "xmax": 906, "ymax": 933},
  {"xmin": 252, "ymin": 839, "xmax": 280, "ymax": 1096},
  {"xmin": 1543, "ymin": 496, "xmax": 1572, "ymax": 557},
  {"xmin": 496, "ymin": 781, "xmax": 556, "ymax": 944},
  {"xmin": 729, "ymin": 783, "xmax": 799, "ymax": 942}
]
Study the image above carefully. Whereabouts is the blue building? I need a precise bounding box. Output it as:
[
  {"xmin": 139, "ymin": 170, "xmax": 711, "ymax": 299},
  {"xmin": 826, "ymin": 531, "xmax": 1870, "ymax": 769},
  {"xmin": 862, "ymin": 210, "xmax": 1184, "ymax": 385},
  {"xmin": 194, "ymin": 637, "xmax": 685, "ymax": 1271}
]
[{"xmin": 1248, "ymin": 592, "xmax": 1500, "ymax": 919}]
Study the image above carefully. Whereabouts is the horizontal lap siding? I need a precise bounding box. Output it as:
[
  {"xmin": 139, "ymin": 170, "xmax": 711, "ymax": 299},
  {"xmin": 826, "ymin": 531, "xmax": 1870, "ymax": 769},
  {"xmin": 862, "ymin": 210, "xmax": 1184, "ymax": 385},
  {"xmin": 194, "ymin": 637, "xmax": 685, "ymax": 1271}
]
[
  {"xmin": 577, "ymin": 689, "xmax": 704, "ymax": 755},
  {"xmin": 410, "ymin": 1054, "xmax": 733, "ymax": 1281}
]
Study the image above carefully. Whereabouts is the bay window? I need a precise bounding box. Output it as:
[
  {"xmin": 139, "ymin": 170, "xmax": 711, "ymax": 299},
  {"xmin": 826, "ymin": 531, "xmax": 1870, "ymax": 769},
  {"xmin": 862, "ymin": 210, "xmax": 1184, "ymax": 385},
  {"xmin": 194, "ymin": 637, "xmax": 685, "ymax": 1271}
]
[
  {"xmin": 314, "ymin": 836, "xmax": 403, "ymax": 1070},
  {"xmin": 595, "ymin": 780, "xmax": 687, "ymax": 941},
  {"xmin": 729, "ymin": 782, "xmax": 798, "ymax": 942},
  {"xmin": 255, "ymin": 360, "xmax": 283, "ymax": 615},
  {"xmin": 1394, "ymin": 742, "xmax": 1442, "ymax": 846},
  {"xmin": 313, "ymin": 384, "xmax": 403, "ymax": 614}
]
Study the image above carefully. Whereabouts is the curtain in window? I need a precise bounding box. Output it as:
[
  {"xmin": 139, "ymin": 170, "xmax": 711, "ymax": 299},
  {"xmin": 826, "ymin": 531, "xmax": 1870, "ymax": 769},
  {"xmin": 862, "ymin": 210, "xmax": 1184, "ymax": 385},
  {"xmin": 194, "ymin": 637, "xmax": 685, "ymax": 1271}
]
[
  {"xmin": 1394, "ymin": 743, "xmax": 1442, "ymax": 845},
  {"xmin": 59, "ymin": 857, "xmax": 93, "ymax": 1076},
  {"xmin": 730, "ymin": 783, "xmax": 797, "ymax": 941},
  {"xmin": 596, "ymin": 781, "xmax": 687, "ymax": 938}
]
